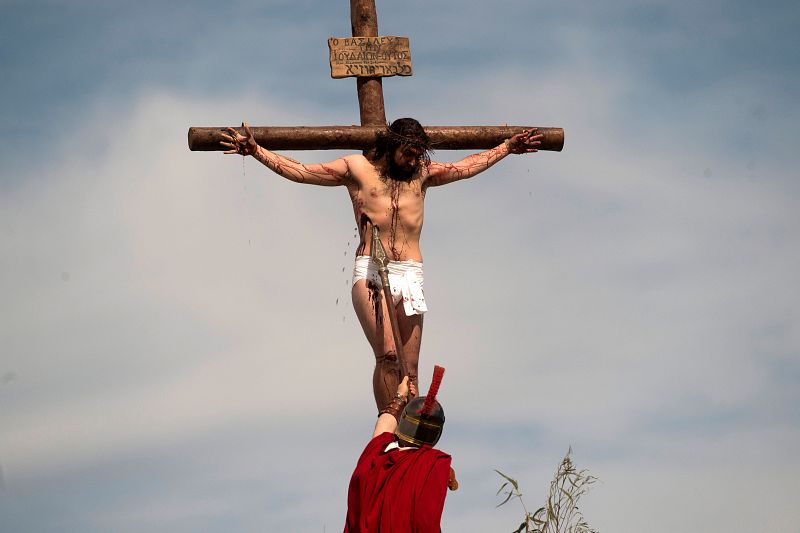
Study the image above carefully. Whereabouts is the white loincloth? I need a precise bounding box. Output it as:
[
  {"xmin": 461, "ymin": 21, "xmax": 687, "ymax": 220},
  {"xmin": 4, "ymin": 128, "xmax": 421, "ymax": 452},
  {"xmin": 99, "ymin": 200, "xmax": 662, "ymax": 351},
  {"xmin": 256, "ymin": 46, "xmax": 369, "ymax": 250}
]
[{"xmin": 352, "ymin": 255, "xmax": 428, "ymax": 316}]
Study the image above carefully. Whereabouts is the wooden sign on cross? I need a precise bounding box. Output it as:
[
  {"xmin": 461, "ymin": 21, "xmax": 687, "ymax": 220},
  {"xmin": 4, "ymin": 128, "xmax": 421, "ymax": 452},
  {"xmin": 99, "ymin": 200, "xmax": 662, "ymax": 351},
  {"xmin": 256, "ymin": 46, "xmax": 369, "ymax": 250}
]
[
  {"xmin": 187, "ymin": 0, "xmax": 564, "ymax": 153},
  {"xmin": 328, "ymin": 35, "xmax": 412, "ymax": 79}
]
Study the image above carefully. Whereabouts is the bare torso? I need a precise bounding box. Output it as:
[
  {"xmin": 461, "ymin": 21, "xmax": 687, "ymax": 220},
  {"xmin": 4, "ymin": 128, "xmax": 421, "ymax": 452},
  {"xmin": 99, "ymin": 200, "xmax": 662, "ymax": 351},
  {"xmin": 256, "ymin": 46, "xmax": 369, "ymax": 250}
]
[{"xmin": 344, "ymin": 155, "xmax": 427, "ymax": 262}]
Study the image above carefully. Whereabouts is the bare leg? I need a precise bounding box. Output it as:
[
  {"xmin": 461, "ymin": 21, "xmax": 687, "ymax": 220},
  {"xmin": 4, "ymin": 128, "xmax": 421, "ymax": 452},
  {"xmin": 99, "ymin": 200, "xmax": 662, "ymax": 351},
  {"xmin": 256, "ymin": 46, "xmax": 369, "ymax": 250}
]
[
  {"xmin": 352, "ymin": 279, "xmax": 423, "ymax": 411},
  {"xmin": 398, "ymin": 303, "xmax": 422, "ymax": 393}
]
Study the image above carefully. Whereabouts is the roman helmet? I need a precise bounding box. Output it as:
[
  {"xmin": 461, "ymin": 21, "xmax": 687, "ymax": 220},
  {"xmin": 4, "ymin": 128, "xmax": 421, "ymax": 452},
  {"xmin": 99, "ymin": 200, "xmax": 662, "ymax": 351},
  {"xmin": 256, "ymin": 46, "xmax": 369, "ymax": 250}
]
[{"xmin": 396, "ymin": 365, "xmax": 445, "ymax": 447}]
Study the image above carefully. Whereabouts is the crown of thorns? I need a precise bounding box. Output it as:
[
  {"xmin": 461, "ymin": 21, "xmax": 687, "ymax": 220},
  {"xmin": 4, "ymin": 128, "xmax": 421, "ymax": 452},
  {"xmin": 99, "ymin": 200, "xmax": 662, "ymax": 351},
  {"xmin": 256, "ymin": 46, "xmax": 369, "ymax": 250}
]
[{"xmin": 381, "ymin": 128, "xmax": 431, "ymax": 150}]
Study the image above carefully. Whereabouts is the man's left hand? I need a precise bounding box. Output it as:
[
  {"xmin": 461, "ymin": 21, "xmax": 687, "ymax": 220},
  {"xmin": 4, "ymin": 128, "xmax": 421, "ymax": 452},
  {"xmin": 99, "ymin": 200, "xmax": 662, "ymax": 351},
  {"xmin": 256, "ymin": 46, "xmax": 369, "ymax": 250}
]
[{"xmin": 506, "ymin": 129, "xmax": 544, "ymax": 154}]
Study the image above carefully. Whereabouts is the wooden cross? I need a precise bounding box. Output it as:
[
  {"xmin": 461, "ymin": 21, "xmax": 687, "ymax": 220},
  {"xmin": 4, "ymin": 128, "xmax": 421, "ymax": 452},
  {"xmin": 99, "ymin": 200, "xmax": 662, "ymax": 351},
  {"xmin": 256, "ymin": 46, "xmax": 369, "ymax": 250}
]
[{"xmin": 187, "ymin": 0, "xmax": 564, "ymax": 153}]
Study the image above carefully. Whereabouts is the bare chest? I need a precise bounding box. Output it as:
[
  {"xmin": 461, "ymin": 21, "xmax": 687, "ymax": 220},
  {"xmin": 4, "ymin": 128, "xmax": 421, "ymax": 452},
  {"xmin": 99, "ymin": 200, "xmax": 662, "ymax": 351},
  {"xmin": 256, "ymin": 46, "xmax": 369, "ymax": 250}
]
[{"xmin": 350, "ymin": 172, "xmax": 426, "ymax": 215}]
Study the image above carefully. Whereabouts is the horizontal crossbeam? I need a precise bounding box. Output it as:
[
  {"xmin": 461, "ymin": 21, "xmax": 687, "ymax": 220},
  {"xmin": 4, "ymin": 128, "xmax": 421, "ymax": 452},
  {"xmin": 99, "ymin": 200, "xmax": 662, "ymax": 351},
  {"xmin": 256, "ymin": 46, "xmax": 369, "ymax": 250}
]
[{"xmin": 187, "ymin": 126, "xmax": 564, "ymax": 152}]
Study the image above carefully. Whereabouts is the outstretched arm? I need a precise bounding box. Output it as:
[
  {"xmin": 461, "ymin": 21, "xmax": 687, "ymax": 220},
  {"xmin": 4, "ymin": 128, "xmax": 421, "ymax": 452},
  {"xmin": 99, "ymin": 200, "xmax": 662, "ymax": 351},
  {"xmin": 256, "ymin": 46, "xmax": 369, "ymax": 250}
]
[
  {"xmin": 424, "ymin": 129, "xmax": 543, "ymax": 188},
  {"xmin": 221, "ymin": 122, "xmax": 350, "ymax": 186},
  {"xmin": 372, "ymin": 376, "xmax": 417, "ymax": 438}
]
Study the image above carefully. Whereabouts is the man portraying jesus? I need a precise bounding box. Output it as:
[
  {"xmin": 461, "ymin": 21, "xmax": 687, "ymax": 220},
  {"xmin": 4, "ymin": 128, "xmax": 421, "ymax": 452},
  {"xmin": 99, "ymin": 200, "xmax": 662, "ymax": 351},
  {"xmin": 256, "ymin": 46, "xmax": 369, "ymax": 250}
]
[{"xmin": 222, "ymin": 119, "xmax": 542, "ymax": 410}]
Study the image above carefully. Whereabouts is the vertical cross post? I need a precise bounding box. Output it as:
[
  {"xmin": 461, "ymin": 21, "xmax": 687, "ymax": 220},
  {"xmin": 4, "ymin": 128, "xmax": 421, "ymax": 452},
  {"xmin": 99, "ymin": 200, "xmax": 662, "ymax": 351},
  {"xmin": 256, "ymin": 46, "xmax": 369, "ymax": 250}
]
[{"xmin": 351, "ymin": 0, "xmax": 387, "ymax": 126}]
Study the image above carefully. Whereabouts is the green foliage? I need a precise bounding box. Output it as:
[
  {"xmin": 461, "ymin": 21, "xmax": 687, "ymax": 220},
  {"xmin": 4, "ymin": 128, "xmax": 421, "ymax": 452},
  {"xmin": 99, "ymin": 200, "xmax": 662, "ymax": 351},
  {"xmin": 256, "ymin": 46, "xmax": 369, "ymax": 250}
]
[{"xmin": 496, "ymin": 449, "xmax": 599, "ymax": 533}]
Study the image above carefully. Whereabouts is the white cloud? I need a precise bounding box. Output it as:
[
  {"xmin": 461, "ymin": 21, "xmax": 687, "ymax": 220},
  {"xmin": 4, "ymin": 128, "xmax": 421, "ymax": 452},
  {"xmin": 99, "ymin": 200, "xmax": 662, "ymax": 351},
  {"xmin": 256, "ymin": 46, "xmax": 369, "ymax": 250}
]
[{"xmin": 0, "ymin": 90, "xmax": 371, "ymax": 476}]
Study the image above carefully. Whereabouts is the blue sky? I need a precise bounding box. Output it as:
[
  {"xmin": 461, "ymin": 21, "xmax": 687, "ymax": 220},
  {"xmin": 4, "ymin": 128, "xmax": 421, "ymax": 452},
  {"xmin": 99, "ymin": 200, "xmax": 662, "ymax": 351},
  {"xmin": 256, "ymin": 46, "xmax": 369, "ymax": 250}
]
[{"xmin": 1, "ymin": 1, "xmax": 799, "ymax": 532}]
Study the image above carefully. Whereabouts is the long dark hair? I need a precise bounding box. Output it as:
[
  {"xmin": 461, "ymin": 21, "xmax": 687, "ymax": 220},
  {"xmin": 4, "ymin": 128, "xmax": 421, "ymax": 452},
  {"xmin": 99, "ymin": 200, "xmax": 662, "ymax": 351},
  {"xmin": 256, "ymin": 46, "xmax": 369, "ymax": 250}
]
[{"xmin": 372, "ymin": 118, "xmax": 432, "ymax": 168}]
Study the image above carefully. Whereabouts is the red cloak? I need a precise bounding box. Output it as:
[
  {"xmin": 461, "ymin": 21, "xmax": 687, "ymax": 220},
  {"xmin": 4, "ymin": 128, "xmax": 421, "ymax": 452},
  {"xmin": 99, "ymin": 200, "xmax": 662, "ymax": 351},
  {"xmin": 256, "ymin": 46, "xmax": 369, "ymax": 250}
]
[{"xmin": 344, "ymin": 432, "xmax": 452, "ymax": 533}]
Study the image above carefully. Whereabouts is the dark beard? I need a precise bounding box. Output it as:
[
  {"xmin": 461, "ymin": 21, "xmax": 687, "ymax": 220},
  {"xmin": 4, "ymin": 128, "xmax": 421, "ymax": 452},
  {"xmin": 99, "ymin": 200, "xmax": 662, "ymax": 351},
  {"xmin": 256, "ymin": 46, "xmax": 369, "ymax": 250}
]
[{"xmin": 386, "ymin": 157, "xmax": 416, "ymax": 181}]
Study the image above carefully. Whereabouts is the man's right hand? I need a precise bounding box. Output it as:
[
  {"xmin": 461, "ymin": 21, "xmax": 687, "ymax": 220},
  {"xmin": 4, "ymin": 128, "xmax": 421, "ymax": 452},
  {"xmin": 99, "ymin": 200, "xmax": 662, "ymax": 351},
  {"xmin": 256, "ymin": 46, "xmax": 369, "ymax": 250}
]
[
  {"xmin": 397, "ymin": 376, "xmax": 416, "ymax": 400},
  {"xmin": 221, "ymin": 121, "xmax": 259, "ymax": 156}
]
